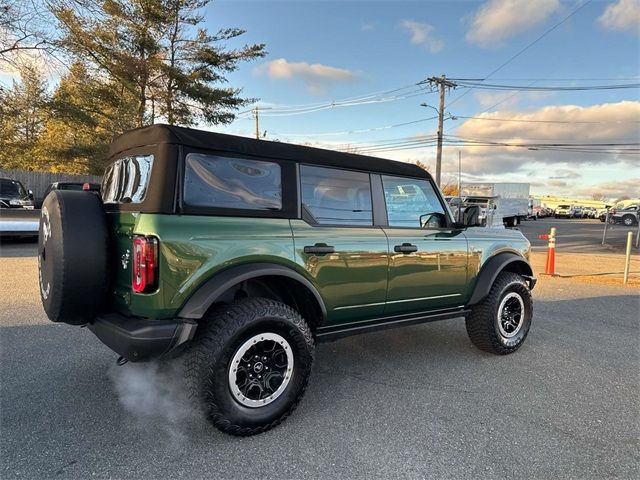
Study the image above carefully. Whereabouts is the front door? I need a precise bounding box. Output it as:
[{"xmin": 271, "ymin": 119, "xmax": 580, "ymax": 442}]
[
  {"xmin": 380, "ymin": 175, "xmax": 468, "ymax": 316},
  {"xmin": 291, "ymin": 165, "xmax": 389, "ymax": 325}
]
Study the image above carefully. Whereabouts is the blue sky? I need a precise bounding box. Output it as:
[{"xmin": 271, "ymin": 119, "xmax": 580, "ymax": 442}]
[{"xmin": 206, "ymin": 0, "xmax": 640, "ymax": 199}]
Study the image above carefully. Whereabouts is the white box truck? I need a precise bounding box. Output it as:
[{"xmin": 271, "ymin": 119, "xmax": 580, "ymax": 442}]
[{"xmin": 461, "ymin": 183, "xmax": 530, "ymax": 227}]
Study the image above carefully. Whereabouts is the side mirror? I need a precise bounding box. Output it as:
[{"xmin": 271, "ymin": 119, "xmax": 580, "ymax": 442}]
[
  {"xmin": 420, "ymin": 212, "xmax": 446, "ymax": 229},
  {"xmin": 28, "ymin": 190, "xmax": 34, "ymax": 200},
  {"xmin": 462, "ymin": 205, "xmax": 481, "ymax": 227}
]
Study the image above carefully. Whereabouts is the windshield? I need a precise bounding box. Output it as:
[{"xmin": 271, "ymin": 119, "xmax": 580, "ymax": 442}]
[
  {"xmin": 558, "ymin": 205, "xmax": 570, "ymax": 209},
  {"xmin": 0, "ymin": 179, "xmax": 27, "ymax": 197}
]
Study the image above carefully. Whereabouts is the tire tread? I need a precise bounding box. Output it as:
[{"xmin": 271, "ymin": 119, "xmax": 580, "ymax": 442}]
[{"xmin": 183, "ymin": 297, "xmax": 314, "ymax": 436}]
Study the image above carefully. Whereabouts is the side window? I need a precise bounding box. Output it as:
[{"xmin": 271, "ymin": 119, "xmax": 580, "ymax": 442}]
[
  {"xmin": 102, "ymin": 154, "xmax": 154, "ymax": 204},
  {"xmin": 184, "ymin": 153, "xmax": 282, "ymax": 211},
  {"xmin": 300, "ymin": 165, "xmax": 373, "ymax": 226},
  {"xmin": 381, "ymin": 176, "xmax": 445, "ymax": 228}
]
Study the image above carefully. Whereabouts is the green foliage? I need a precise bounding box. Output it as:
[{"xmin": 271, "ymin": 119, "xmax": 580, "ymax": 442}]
[
  {"xmin": 0, "ymin": 64, "xmax": 50, "ymax": 171},
  {"xmin": 1, "ymin": 0, "xmax": 265, "ymax": 174}
]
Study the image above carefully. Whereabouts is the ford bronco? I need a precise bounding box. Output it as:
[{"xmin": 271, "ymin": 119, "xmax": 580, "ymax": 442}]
[{"xmin": 38, "ymin": 124, "xmax": 535, "ymax": 436}]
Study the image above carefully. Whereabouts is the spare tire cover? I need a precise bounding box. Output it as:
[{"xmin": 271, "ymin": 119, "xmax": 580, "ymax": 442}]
[{"xmin": 38, "ymin": 190, "xmax": 109, "ymax": 325}]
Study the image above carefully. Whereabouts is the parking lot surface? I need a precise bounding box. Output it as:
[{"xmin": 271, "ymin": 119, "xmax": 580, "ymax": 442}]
[{"xmin": 1, "ymin": 228, "xmax": 639, "ymax": 479}]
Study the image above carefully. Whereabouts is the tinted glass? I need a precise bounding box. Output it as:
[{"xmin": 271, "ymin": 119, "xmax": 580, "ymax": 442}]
[
  {"xmin": 300, "ymin": 165, "xmax": 372, "ymax": 226},
  {"xmin": 58, "ymin": 183, "xmax": 84, "ymax": 191},
  {"xmin": 0, "ymin": 179, "xmax": 26, "ymax": 197},
  {"xmin": 184, "ymin": 153, "xmax": 281, "ymax": 210},
  {"xmin": 382, "ymin": 176, "xmax": 445, "ymax": 227},
  {"xmin": 102, "ymin": 155, "xmax": 153, "ymax": 204}
]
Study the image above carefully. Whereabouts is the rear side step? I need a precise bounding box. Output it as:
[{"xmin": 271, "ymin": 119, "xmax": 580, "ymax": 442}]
[{"xmin": 88, "ymin": 314, "xmax": 197, "ymax": 362}]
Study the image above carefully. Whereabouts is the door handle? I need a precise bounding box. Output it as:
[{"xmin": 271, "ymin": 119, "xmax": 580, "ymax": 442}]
[
  {"xmin": 394, "ymin": 243, "xmax": 418, "ymax": 253},
  {"xmin": 303, "ymin": 244, "xmax": 335, "ymax": 255}
]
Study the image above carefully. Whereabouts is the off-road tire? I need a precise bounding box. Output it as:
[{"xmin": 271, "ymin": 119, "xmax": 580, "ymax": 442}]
[
  {"xmin": 465, "ymin": 272, "xmax": 532, "ymax": 355},
  {"xmin": 183, "ymin": 297, "xmax": 314, "ymax": 436}
]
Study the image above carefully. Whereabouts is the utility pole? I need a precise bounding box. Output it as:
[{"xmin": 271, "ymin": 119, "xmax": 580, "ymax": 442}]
[
  {"xmin": 254, "ymin": 107, "xmax": 260, "ymax": 140},
  {"xmin": 426, "ymin": 75, "xmax": 457, "ymax": 187},
  {"xmin": 458, "ymin": 150, "xmax": 462, "ymax": 222}
]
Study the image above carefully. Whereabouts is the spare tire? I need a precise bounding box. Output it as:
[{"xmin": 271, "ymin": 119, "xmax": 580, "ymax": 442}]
[{"xmin": 38, "ymin": 191, "xmax": 109, "ymax": 325}]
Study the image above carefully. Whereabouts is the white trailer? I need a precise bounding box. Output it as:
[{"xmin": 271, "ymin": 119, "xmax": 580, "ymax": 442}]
[{"xmin": 461, "ymin": 183, "xmax": 530, "ymax": 227}]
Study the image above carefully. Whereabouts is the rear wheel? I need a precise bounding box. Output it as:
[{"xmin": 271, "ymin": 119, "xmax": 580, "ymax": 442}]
[
  {"xmin": 622, "ymin": 215, "xmax": 636, "ymax": 226},
  {"xmin": 465, "ymin": 272, "xmax": 533, "ymax": 355},
  {"xmin": 183, "ymin": 297, "xmax": 314, "ymax": 436}
]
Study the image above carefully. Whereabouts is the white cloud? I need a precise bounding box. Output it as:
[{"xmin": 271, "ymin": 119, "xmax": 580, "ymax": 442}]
[
  {"xmin": 361, "ymin": 22, "xmax": 375, "ymax": 31},
  {"xmin": 599, "ymin": 0, "xmax": 640, "ymax": 34},
  {"xmin": 474, "ymin": 90, "xmax": 554, "ymax": 109},
  {"xmin": 400, "ymin": 20, "xmax": 444, "ymax": 53},
  {"xmin": 574, "ymin": 178, "xmax": 640, "ymax": 199},
  {"xmin": 255, "ymin": 58, "xmax": 356, "ymax": 95},
  {"xmin": 466, "ymin": 0, "xmax": 561, "ymax": 47},
  {"xmin": 451, "ymin": 101, "xmax": 640, "ymax": 173}
]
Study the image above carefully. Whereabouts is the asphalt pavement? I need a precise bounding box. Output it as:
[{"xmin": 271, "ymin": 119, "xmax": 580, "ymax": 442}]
[
  {"xmin": 1, "ymin": 234, "xmax": 639, "ymax": 479},
  {"xmin": 518, "ymin": 217, "xmax": 639, "ymax": 253}
]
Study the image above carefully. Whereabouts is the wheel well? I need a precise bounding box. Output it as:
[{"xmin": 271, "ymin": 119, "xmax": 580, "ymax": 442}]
[
  {"xmin": 468, "ymin": 254, "xmax": 534, "ymax": 305},
  {"xmin": 501, "ymin": 259, "xmax": 533, "ymax": 277},
  {"xmin": 210, "ymin": 275, "xmax": 325, "ymax": 332}
]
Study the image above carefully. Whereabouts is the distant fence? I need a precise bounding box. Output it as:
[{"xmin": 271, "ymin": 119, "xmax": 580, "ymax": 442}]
[{"xmin": 0, "ymin": 169, "xmax": 102, "ymax": 203}]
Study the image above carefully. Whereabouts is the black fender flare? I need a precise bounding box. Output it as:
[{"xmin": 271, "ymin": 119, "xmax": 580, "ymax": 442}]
[
  {"xmin": 178, "ymin": 263, "xmax": 327, "ymax": 320},
  {"xmin": 467, "ymin": 252, "xmax": 535, "ymax": 306}
]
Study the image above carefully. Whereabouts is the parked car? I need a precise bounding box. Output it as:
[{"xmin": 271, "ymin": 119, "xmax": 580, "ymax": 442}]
[
  {"xmin": 43, "ymin": 182, "xmax": 101, "ymax": 197},
  {"xmin": 571, "ymin": 207, "xmax": 583, "ymax": 218},
  {"xmin": 554, "ymin": 204, "xmax": 572, "ymax": 218},
  {"xmin": 38, "ymin": 124, "xmax": 536, "ymax": 436},
  {"xmin": 0, "ymin": 178, "xmax": 34, "ymax": 209},
  {"xmin": 598, "ymin": 206, "xmax": 613, "ymax": 222},
  {"xmin": 611, "ymin": 205, "xmax": 639, "ymax": 226},
  {"xmin": 38, "ymin": 182, "xmax": 101, "ymax": 208}
]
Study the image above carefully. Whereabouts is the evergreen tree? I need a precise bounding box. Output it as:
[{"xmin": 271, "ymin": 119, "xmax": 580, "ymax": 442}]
[
  {"xmin": 52, "ymin": 0, "xmax": 265, "ymax": 127},
  {"xmin": 0, "ymin": 64, "xmax": 49, "ymax": 170},
  {"xmin": 40, "ymin": 62, "xmax": 138, "ymax": 173}
]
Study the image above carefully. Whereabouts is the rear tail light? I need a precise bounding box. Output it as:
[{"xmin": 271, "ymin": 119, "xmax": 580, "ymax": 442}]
[
  {"xmin": 82, "ymin": 183, "xmax": 90, "ymax": 191},
  {"xmin": 132, "ymin": 236, "xmax": 158, "ymax": 293}
]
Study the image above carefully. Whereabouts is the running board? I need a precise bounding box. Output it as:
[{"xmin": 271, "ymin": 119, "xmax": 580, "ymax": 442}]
[{"xmin": 315, "ymin": 308, "xmax": 469, "ymax": 342}]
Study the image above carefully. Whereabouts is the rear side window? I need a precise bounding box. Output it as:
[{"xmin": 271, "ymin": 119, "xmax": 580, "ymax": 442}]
[
  {"xmin": 382, "ymin": 176, "xmax": 445, "ymax": 227},
  {"xmin": 300, "ymin": 165, "xmax": 372, "ymax": 226},
  {"xmin": 102, "ymin": 155, "xmax": 153, "ymax": 204},
  {"xmin": 184, "ymin": 153, "xmax": 282, "ymax": 211}
]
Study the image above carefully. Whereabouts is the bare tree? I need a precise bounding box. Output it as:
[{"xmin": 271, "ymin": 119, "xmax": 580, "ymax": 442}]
[{"xmin": 0, "ymin": 1, "xmax": 51, "ymax": 65}]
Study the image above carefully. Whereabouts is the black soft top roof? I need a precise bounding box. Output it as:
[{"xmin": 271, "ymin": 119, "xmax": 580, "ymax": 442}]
[{"xmin": 109, "ymin": 124, "xmax": 429, "ymax": 179}]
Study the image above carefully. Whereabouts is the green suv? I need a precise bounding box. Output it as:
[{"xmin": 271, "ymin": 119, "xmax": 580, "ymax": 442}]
[{"xmin": 38, "ymin": 124, "xmax": 536, "ymax": 436}]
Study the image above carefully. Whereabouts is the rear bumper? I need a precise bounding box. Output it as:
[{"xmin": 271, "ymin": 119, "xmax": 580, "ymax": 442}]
[{"xmin": 88, "ymin": 314, "xmax": 197, "ymax": 362}]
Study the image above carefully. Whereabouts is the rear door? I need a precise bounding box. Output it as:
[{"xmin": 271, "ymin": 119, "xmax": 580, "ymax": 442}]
[
  {"xmin": 380, "ymin": 175, "xmax": 468, "ymax": 316},
  {"xmin": 291, "ymin": 165, "xmax": 389, "ymax": 325}
]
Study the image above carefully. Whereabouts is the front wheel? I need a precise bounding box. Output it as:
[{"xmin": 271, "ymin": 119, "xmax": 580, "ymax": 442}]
[
  {"xmin": 183, "ymin": 297, "xmax": 314, "ymax": 436},
  {"xmin": 465, "ymin": 272, "xmax": 533, "ymax": 355},
  {"xmin": 622, "ymin": 215, "xmax": 636, "ymax": 226}
]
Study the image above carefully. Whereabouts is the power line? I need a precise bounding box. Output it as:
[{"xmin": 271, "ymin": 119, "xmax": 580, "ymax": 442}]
[
  {"xmin": 270, "ymin": 115, "xmax": 439, "ymax": 137},
  {"xmin": 453, "ymin": 115, "xmax": 640, "ymax": 124},
  {"xmin": 450, "ymin": 77, "xmax": 640, "ymax": 82},
  {"xmin": 445, "ymin": 0, "xmax": 594, "ymax": 109},
  {"xmin": 451, "ymin": 81, "xmax": 640, "ymax": 91},
  {"xmin": 235, "ymin": 83, "xmax": 427, "ymax": 119}
]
